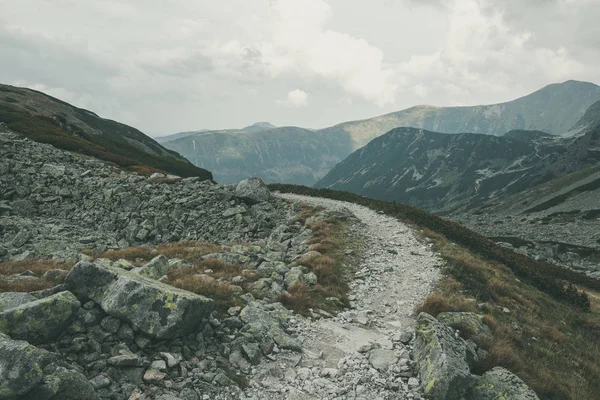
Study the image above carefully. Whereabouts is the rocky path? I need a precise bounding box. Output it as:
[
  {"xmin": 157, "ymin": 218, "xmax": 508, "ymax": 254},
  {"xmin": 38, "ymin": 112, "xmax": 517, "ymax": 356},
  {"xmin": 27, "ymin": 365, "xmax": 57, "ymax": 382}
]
[{"xmin": 244, "ymin": 194, "xmax": 443, "ymax": 400}]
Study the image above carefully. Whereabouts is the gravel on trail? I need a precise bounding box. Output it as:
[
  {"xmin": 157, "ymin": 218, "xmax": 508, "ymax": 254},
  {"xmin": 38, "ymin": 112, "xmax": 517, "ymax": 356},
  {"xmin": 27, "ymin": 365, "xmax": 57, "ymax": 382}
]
[{"xmin": 244, "ymin": 193, "xmax": 443, "ymax": 400}]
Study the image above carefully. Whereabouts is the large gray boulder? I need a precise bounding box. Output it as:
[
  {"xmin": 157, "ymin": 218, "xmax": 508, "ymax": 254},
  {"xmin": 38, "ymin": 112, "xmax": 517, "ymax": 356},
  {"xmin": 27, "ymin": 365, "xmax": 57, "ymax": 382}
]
[
  {"xmin": 66, "ymin": 261, "xmax": 214, "ymax": 339},
  {"xmin": 0, "ymin": 333, "xmax": 46, "ymax": 399},
  {"xmin": 235, "ymin": 178, "xmax": 272, "ymax": 205},
  {"xmin": 0, "ymin": 291, "xmax": 80, "ymax": 344},
  {"xmin": 469, "ymin": 367, "xmax": 539, "ymax": 400},
  {"xmin": 413, "ymin": 312, "xmax": 476, "ymax": 399}
]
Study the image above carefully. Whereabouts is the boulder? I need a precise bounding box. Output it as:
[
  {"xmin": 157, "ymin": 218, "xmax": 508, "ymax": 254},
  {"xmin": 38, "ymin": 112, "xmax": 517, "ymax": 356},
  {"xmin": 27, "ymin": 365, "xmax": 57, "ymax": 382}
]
[
  {"xmin": 66, "ymin": 261, "xmax": 213, "ymax": 339},
  {"xmin": 239, "ymin": 302, "xmax": 301, "ymax": 351},
  {"xmin": 0, "ymin": 291, "xmax": 80, "ymax": 344},
  {"xmin": 368, "ymin": 348, "xmax": 399, "ymax": 372},
  {"xmin": 0, "ymin": 292, "xmax": 37, "ymax": 311},
  {"xmin": 137, "ymin": 255, "xmax": 170, "ymax": 280},
  {"xmin": 469, "ymin": 367, "xmax": 539, "ymax": 400},
  {"xmin": 413, "ymin": 312, "xmax": 475, "ymax": 399},
  {"xmin": 47, "ymin": 366, "xmax": 99, "ymax": 400},
  {"xmin": 0, "ymin": 333, "xmax": 46, "ymax": 399},
  {"xmin": 437, "ymin": 312, "xmax": 492, "ymax": 342},
  {"xmin": 235, "ymin": 178, "xmax": 272, "ymax": 205}
]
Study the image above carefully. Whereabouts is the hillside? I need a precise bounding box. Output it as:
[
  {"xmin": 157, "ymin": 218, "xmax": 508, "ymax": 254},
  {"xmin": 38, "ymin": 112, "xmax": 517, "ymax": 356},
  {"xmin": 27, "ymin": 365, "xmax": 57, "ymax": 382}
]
[
  {"xmin": 0, "ymin": 83, "xmax": 212, "ymax": 179},
  {"xmin": 1, "ymin": 129, "xmax": 599, "ymax": 399},
  {"xmin": 161, "ymin": 127, "xmax": 353, "ymax": 185},
  {"xmin": 159, "ymin": 80, "xmax": 600, "ymax": 185}
]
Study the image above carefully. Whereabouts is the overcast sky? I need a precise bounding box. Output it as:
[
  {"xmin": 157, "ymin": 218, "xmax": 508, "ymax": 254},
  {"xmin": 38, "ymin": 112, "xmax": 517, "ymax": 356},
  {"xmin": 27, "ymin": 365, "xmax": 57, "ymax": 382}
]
[{"xmin": 1, "ymin": 0, "xmax": 599, "ymax": 136}]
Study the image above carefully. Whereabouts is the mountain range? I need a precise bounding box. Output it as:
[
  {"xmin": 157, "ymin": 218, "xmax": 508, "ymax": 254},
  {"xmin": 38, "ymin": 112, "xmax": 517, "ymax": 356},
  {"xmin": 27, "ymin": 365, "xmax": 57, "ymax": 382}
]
[{"xmin": 158, "ymin": 80, "xmax": 600, "ymax": 184}]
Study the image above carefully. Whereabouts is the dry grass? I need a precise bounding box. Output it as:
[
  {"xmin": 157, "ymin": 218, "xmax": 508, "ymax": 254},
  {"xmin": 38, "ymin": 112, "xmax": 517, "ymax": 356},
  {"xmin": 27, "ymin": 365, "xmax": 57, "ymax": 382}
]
[
  {"xmin": 278, "ymin": 282, "xmax": 316, "ymax": 315},
  {"xmin": 0, "ymin": 259, "xmax": 75, "ymax": 293},
  {"xmin": 416, "ymin": 229, "xmax": 600, "ymax": 400},
  {"xmin": 291, "ymin": 217, "xmax": 357, "ymax": 314},
  {"xmin": 169, "ymin": 275, "xmax": 238, "ymax": 311},
  {"xmin": 84, "ymin": 241, "xmax": 220, "ymax": 266}
]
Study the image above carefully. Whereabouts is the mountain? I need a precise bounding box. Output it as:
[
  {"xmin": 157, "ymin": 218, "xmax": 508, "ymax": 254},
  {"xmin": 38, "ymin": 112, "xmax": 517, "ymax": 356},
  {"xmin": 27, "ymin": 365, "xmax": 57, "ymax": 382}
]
[
  {"xmin": 316, "ymin": 101, "xmax": 600, "ymax": 214},
  {"xmin": 325, "ymin": 80, "xmax": 600, "ymax": 149},
  {"xmin": 0, "ymin": 83, "xmax": 212, "ymax": 179},
  {"xmin": 155, "ymin": 129, "xmax": 209, "ymax": 143},
  {"xmin": 242, "ymin": 121, "xmax": 277, "ymax": 132},
  {"xmin": 159, "ymin": 80, "xmax": 600, "ymax": 185},
  {"xmin": 161, "ymin": 127, "xmax": 353, "ymax": 185}
]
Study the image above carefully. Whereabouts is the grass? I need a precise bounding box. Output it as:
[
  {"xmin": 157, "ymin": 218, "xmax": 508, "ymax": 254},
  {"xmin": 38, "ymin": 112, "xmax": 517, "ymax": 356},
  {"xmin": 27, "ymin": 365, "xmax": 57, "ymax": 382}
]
[
  {"xmin": 83, "ymin": 241, "xmax": 221, "ymax": 266},
  {"xmin": 84, "ymin": 243, "xmax": 254, "ymax": 312},
  {"xmin": 0, "ymin": 259, "xmax": 75, "ymax": 293},
  {"xmin": 278, "ymin": 209, "xmax": 359, "ymax": 315},
  {"xmin": 270, "ymin": 184, "xmax": 600, "ymax": 400},
  {"xmin": 417, "ymin": 230, "xmax": 600, "ymax": 399}
]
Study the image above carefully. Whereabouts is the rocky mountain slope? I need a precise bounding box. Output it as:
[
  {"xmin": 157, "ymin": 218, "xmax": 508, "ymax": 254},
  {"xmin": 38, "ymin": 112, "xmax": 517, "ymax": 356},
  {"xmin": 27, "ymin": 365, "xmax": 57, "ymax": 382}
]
[
  {"xmin": 317, "ymin": 102, "xmax": 600, "ymax": 212},
  {"xmin": 0, "ymin": 84, "xmax": 212, "ymax": 180},
  {"xmin": 317, "ymin": 102, "xmax": 600, "ymax": 275},
  {"xmin": 0, "ymin": 127, "xmax": 556, "ymax": 399},
  {"xmin": 159, "ymin": 80, "xmax": 600, "ymax": 185}
]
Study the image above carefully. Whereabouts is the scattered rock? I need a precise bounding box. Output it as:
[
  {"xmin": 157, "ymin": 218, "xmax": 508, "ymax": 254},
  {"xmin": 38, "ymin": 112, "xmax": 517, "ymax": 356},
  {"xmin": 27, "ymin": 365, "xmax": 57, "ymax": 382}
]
[{"xmin": 470, "ymin": 367, "xmax": 540, "ymax": 400}]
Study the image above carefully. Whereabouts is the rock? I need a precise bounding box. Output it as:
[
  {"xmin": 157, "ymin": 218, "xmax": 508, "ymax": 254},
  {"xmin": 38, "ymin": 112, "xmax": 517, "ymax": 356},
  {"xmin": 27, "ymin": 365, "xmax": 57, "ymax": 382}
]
[
  {"xmin": 160, "ymin": 352, "xmax": 182, "ymax": 368},
  {"xmin": 0, "ymin": 291, "xmax": 80, "ymax": 344},
  {"xmin": 284, "ymin": 267, "xmax": 304, "ymax": 289},
  {"xmin": 107, "ymin": 353, "xmax": 142, "ymax": 367},
  {"xmin": 88, "ymin": 375, "xmax": 111, "ymax": 390},
  {"xmin": 0, "ymin": 333, "xmax": 47, "ymax": 399},
  {"xmin": 42, "ymin": 269, "xmax": 70, "ymax": 284},
  {"xmin": 413, "ymin": 313, "xmax": 475, "ymax": 400},
  {"xmin": 469, "ymin": 367, "xmax": 539, "ymax": 400},
  {"xmin": 137, "ymin": 255, "xmax": 170, "ymax": 280},
  {"xmin": 437, "ymin": 312, "xmax": 492, "ymax": 342},
  {"xmin": 239, "ymin": 302, "xmax": 301, "ymax": 352},
  {"xmin": 236, "ymin": 178, "xmax": 272, "ymax": 205},
  {"xmin": 368, "ymin": 348, "xmax": 399, "ymax": 372},
  {"xmin": 0, "ymin": 292, "xmax": 37, "ymax": 311},
  {"xmin": 143, "ymin": 369, "xmax": 166, "ymax": 383},
  {"xmin": 100, "ymin": 315, "xmax": 121, "ymax": 333},
  {"xmin": 66, "ymin": 261, "xmax": 213, "ymax": 339},
  {"xmin": 49, "ymin": 366, "xmax": 100, "ymax": 400}
]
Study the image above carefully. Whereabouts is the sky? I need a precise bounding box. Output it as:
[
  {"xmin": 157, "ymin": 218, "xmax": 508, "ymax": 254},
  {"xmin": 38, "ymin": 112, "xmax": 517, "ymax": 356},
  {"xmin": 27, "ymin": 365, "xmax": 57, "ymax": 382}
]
[{"xmin": 1, "ymin": 0, "xmax": 599, "ymax": 136}]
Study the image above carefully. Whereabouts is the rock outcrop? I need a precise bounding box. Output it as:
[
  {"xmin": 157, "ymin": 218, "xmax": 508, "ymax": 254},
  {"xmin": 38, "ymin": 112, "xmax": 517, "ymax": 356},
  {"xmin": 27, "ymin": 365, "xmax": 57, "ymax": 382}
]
[
  {"xmin": 414, "ymin": 312, "xmax": 476, "ymax": 399},
  {"xmin": 66, "ymin": 261, "xmax": 214, "ymax": 339},
  {"xmin": 470, "ymin": 367, "xmax": 540, "ymax": 400},
  {"xmin": 0, "ymin": 291, "xmax": 80, "ymax": 344}
]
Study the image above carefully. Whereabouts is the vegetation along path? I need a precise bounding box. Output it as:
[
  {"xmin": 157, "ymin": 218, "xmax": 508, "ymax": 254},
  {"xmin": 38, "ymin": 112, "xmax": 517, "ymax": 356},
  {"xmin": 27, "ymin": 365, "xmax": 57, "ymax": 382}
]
[{"xmin": 244, "ymin": 193, "xmax": 442, "ymax": 400}]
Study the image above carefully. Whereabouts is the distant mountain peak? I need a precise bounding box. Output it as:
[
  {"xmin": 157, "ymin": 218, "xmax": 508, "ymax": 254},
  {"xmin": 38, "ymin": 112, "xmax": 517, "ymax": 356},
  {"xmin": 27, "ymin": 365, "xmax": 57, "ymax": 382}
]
[{"xmin": 242, "ymin": 122, "xmax": 277, "ymax": 132}]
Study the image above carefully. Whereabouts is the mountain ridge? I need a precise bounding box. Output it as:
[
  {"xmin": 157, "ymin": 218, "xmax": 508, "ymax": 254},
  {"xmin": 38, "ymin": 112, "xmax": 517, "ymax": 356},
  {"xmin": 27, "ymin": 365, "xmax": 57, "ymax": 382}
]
[
  {"xmin": 159, "ymin": 80, "xmax": 600, "ymax": 185},
  {"xmin": 0, "ymin": 83, "xmax": 212, "ymax": 180}
]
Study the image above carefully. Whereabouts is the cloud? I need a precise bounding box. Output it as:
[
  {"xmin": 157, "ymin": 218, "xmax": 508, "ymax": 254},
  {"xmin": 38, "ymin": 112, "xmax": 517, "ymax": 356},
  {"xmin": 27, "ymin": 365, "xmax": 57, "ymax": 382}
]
[{"xmin": 278, "ymin": 89, "xmax": 309, "ymax": 108}]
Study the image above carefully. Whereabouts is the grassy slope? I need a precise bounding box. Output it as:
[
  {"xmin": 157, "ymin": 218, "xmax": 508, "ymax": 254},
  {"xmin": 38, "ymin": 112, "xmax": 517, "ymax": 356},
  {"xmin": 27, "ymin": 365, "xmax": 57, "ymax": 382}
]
[
  {"xmin": 270, "ymin": 184, "xmax": 600, "ymax": 400},
  {"xmin": 0, "ymin": 86, "xmax": 212, "ymax": 179}
]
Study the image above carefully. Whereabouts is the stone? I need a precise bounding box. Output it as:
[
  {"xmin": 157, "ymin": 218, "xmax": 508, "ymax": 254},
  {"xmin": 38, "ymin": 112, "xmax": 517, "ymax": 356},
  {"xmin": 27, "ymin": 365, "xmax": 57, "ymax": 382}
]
[
  {"xmin": 107, "ymin": 353, "xmax": 143, "ymax": 367},
  {"xmin": 42, "ymin": 269, "xmax": 70, "ymax": 283},
  {"xmin": 413, "ymin": 313, "xmax": 476, "ymax": 400},
  {"xmin": 437, "ymin": 312, "xmax": 493, "ymax": 342},
  {"xmin": 48, "ymin": 366, "xmax": 100, "ymax": 400},
  {"xmin": 150, "ymin": 360, "xmax": 167, "ymax": 371},
  {"xmin": 0, "ymin": 292, "xmax": 36, "ymax": 311},
  {"xmin": 137, "ymin": 255, "xmax": 170, "ymax": 280},
  {"xmin": 284, "ymin": 267, "xmax": 304, "ymax": 289},
  {"xmin": 0, "ymin": 333, "xmax": 46, "ymax": 399},
  {"xmin": 469, "ymin": 367, "xmax": 539, "ymax": 400},
  {"xmin": 89, "ymin": 375, "xmax": 111, "ymax": 390},
  {"xmin": 160, "ymin": 352, "xmax": 182, "ymax": 368},
  {"xmin": 242, "ymin": 343, "xmax": 262, "ymax": 365},
  {"xmin": 100, "ymin": 316, "xmax": 121, "ymax": 333},
  {"xmin": 235, "ymin": 178, "xmax": 272, "ymax": 205},
  {"xmin": 368, "ymin": 348, "xmax": 399, "ymax": 372},
  {"xmin": 0, "ymin": 291, "xmax": 80, "ymax": 344},
  {"xmin": 143, "ymin": 369, "xmax": 166, "ymax": 383},
  {"xmin": 66, "ymin": 261, "xmax": 213, "ymax": 338}
]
